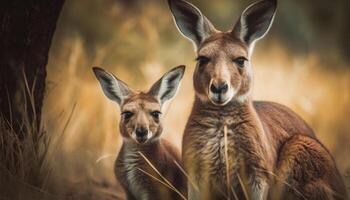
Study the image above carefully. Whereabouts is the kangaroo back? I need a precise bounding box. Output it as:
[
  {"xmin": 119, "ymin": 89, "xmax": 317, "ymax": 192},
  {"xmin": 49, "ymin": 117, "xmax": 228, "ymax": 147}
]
[{"xmin": 272, "ymin": 135, "xmax": 347, "ymax": 199}]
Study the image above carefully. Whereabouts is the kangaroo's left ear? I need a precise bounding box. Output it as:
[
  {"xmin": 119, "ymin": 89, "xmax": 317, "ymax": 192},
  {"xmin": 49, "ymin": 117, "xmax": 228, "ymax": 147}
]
[
  {"xmin": 232, "ymin": 0, "xmax": 277, "ymax": 46},
  {"xmin": 168, "ymin": 0, "xmax": 216, "ymax": 50},
  {"xmin": 93, "ymin": 67, "xmax": 132, "ymax": 105},
  {"xmin": 148, "ymin": 65, "xmax": 186, "ymax": 107}
]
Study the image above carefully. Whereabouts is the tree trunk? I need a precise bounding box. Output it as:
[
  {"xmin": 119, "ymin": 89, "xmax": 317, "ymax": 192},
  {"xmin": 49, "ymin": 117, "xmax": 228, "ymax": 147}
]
[{"xmin": 0, "ymin": 0, "xmax": 65, "ymax": 133}]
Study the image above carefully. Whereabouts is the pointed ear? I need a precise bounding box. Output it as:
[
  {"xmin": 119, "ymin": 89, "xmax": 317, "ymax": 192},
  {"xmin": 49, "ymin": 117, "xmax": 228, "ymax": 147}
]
[
  {"xmin": 148, "ymin": 65, "xmax": 185, "ymax": 106},
  {"xmin": 168, "ymin": 0, "xmax": 216, "ymax": 49},
  {"xmin": 92, "ymin": 67, "xmax": 131, "ymax": 105},
  {"xmin": 232, "ymin": 0, "xmax": 276, "ymax": 46}
]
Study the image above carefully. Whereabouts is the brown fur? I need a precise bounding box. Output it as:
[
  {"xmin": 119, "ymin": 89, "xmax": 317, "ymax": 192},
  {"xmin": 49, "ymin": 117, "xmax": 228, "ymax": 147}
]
[
  {"xmin": 118, "ymin": 93, "xmax": 162, "ymax": 140},
  {"xmin": 115, "ymin": 93, "xmax": 187, "ymax": 200},
  {"xmin": 182, "ymin": 33, "xmax": 348, "ymax": 200},
  {"xmin": 271, "ymin": 135, "xmax": 347, "ymax": 200},
  {"xmin": 116, "ymin": 138, "xmax": 186, "ymax": 200}
]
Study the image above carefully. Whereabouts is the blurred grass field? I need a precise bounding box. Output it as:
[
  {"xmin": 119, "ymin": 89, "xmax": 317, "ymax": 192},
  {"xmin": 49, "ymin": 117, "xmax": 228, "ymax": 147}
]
[{"xmin": 40, "ymin": 0, "xmax": 350, "ymax": 198}]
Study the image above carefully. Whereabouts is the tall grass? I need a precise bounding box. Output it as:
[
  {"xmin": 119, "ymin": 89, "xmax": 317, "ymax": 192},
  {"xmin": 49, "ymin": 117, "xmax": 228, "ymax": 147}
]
[{"xmin": 0, "ymin": 72, "xmax": 53, "ymax": 199}]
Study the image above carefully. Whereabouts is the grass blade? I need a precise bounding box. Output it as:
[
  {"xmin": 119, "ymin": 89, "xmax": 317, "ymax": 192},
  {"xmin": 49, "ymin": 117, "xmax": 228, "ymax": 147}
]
[
  {"xmin": 237, "ymin": 172, "xmax": 250, "ymax": 200},
  {"xmin": 224, "ymin": 125, "xmax": 231, "ymax": 200},
  {"xmin": 138, "ymin": 151, "xmax": 187, "ymax": 200},
  {"xmin": 173, "ymin": 160, "xmax": 199, "ymax": 192}
]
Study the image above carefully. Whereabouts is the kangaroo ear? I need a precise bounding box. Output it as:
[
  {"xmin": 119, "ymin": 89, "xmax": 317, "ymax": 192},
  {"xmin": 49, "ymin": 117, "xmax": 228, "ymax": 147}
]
[
  {"xmin": 148, "ymin": 65, "xmax": 185, "ymax": 106},
  {"xmin": 168, "ymin": 0, "xmax": 216, "ymax": 50},
  {"xmin": 232, "ymin": 0, "xmax": 276, "ymax": 46},
  {"xmin": 93, "ymin": 67, "xmax": 131, "ymax": 105}
]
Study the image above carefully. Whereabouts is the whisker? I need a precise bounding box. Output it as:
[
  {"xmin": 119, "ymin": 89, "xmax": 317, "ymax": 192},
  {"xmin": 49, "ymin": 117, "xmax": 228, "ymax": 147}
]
[{"xmin": 95, "ymin": 154, "xmax": 117, "ymax": 164}]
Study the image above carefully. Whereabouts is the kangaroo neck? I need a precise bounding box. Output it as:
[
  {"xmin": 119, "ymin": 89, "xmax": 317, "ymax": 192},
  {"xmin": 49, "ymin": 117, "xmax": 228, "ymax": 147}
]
[
  {"xmin": 122, "ymin": 138, "xmax": 161, "ymax": 155},
  {"xmin": 192, "ymin": 96, "xmax": 258, "ymax": 121},
  {"xmin": 191, "ymin": 96, "xmax": 266, "ymax": 140}
]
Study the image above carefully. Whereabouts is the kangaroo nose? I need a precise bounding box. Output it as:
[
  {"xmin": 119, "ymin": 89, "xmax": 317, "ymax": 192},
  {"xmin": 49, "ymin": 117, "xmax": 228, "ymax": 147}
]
[
  {"xmin": 210, "ymin": 82, "xmax": 228, "ymax": 94},
  {"xmin": 135, "ymin": 127, "xmax": 148, "ymax": 143}
]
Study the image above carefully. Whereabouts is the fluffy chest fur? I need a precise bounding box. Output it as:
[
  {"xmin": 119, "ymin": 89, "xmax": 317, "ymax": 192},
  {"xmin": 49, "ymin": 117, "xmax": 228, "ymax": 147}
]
[
  {"xmin": 115, "ymin": 140, "xmax": 184, "ymax": 200},
  {"xmin": 183, "ymin": 116, "xmax": 242, "ymax": 189},
  {"xmin": 183, "ymin": 101, "xmax": 273, "ymax": 199},
  {"xmin": 115, "ymin": 147, "xmax": 153, "ymax": 200}
]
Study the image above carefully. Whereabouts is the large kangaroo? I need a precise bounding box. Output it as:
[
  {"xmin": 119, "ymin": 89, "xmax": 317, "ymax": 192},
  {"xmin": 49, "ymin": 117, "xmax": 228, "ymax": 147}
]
[
  {"xmin": 93, "ymin": 66, "xmax": 187, "ymax": 200},
  {"xmin": 168, "ymin": 0, "xmax": 348, "ymax": 199}
]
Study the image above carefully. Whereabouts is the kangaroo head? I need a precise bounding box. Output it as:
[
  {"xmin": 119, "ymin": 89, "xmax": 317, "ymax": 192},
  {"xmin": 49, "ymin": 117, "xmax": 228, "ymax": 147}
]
[
  {"xmin": 168, "ymin": 0, "xmax": 276, "ymax": 105},
  {"xmin": 93, "ymin": 65, "xmax": 185, "ymax": 144}
]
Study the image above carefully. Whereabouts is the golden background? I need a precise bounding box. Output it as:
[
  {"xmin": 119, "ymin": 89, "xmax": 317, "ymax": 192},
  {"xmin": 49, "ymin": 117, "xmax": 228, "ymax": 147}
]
[{"xmin": 42, "ymin": 0, "xmax": 350, "ymax": 197}]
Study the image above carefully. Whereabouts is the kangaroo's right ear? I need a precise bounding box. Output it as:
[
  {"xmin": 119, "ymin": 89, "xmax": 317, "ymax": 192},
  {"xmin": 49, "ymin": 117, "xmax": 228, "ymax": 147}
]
[
  {"xmin": 232, "ymin": 0, "xmax": 277, "ymax": 46},
  {"xmin": 93, "ymin": 67, "xmax": 131, "ymax": 105},
  {"xmin": 148, "ymin": 65, "xmax": 185, "ymax": 108},
  {"xmin": 168, "ymin": 0, "xmax": 216, "ymax": 50}
]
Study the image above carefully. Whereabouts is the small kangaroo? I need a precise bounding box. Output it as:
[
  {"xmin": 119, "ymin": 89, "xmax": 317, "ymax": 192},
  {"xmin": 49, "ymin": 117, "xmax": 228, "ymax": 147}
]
[
  {"xmin": 93, "ymin": 66, "xmax": 187, "ymax": 200},
  {"xmin": 168, "ymin": 0, "xmax": 348, "ymax": 199}
]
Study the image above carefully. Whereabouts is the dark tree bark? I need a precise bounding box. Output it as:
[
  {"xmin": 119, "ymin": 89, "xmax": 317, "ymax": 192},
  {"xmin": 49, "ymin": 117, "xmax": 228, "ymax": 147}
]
[{"xmin": 0, "ymin": 0, "xmax": 65, "ymax": 133}]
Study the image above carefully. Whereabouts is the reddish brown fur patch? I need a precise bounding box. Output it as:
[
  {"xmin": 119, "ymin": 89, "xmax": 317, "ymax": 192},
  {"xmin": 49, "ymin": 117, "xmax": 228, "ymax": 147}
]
[
  {"xmin": 123, "ymin": 92, "xmax": 159, "ymax": 105},
  {"xmin": 272, "ymin": 135, "xmax": 348, "ymax": 199}
]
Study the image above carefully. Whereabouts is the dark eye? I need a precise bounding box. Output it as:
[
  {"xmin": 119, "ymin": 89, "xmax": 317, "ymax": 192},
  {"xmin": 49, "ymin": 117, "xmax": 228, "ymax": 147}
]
[
  {"xmin": 233, "ymin": 57, "xmax": 247, "ymax": 68},
  {"xmin": 150, "ymin": 111, "xmax": 161, "ymax": 119},
  {"xmin": 121, "ymin": 111, "xmax": 134, "ymax": 120},
  {"xmin": 196, "ymin": 56, "xmax": 210, "ymax": 66}
]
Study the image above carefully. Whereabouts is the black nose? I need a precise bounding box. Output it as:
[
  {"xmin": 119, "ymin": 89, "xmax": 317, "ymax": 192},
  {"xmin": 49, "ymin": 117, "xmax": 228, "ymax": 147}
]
[
  {"xmin": 210, "ymin": 82, "xmax": 228, "ymax": 94},
  {"xmin": 135, "ymin": 127, "xmax": 148, "ymax": 142}
]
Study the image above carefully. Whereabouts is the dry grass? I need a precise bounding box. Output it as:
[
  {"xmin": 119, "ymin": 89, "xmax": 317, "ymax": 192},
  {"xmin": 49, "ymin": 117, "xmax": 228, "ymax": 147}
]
[
  {"xmin": 137, "ymin": 152, "xmax": 187, "ymax": 200},
  {"xmin": 223, "ymin": 125, "xmax": 231, "ymax": 200},
  {"xmin": 0, "ymin": 72, "xmax": 53, "ymax": 199},
  {"xmin": 346, "ymin": 170, "xmax": 350, "ymax": 192}
]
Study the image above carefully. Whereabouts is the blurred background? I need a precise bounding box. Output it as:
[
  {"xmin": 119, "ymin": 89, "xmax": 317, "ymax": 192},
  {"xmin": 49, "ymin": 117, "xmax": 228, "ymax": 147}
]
[{"xmin": 42, "ymin": 0, "xmax": 350, "ymax": 198}]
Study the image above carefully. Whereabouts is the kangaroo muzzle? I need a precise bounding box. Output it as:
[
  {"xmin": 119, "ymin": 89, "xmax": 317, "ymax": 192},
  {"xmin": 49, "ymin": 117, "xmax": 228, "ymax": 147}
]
[
  {"xmin": 135, "ymin": 127, "xmax": 148, "ymax": 143},
  {"xmin": 208, "ymin": 79, "xmax": 234, "ymax": 106},
  {"xmin": 132, "ymin": 126, "xmax": 153, "ymax": 144}
]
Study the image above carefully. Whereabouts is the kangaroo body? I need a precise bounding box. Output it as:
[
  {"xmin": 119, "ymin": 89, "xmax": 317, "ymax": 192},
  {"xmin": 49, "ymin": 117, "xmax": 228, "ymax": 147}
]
[
  {"xmin": 116, "ymin": 139, "xmax": 186, "ymax": 200},
  {"xmin": 168, "ymin": 0, "xmax": 348, "ymax": 199},
  {"xmin": 93, "ymin": 66, "xmax": 187, "ymax": 200},
  {"xmin": 184, "ymin": 98, "xmax": 347, "ymax": 200}
]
